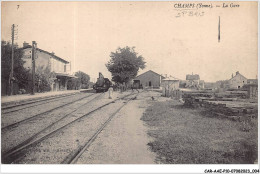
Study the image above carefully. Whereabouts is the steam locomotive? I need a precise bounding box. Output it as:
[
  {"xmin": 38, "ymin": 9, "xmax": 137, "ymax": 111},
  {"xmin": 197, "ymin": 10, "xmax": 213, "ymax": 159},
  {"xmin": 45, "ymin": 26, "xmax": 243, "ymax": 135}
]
[{"xmin": 93, "ymin": 72, "xmax": 112, "ymax": 93}]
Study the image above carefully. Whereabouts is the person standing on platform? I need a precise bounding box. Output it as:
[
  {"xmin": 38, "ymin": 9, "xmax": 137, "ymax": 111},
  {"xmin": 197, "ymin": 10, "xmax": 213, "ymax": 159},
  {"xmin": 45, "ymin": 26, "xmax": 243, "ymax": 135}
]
[{"xmin": 108, "ymin": 86, "xmax": 113, "ymax": 99}]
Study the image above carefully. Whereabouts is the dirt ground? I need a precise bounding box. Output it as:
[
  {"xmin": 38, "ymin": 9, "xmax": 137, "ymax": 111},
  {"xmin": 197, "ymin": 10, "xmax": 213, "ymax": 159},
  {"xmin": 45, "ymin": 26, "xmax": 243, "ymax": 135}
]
[
  {"xmin": 4, "ymin": 89, "xmax": 256, "ymax": 164},
  {"xmin": 76, "ymin": 91, "xmax": 160, "ymax": 164},
  {"xmin": 141, "ymin": 98, "xmax": 258, "ymax": 164}
]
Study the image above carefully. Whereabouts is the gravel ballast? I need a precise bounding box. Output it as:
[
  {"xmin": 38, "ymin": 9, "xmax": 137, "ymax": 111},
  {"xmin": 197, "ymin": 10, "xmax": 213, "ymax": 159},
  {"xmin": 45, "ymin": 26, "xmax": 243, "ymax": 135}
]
[{"xmin": 12, "ymin": 92, "xmax": 135, "ymax": 164}]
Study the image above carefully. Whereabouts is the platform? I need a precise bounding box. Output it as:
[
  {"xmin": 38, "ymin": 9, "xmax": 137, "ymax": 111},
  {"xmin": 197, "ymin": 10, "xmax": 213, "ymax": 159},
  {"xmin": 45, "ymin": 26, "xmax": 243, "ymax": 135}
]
[{"xmin": 1, "ymin": 89, "xmax": 93, "ymax": 106}]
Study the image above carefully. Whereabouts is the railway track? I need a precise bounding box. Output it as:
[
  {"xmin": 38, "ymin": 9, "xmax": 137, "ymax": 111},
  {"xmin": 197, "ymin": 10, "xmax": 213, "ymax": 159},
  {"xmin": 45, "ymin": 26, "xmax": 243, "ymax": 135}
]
[
  {"xmin": 2, "ymin": 91, "xmax": 138, "ymax": 164},
  {"xmin": 1, "ymin": 92, "xmax": 83, "ymax": 112},
  {"xmin": 62, "ymin": 92, "xmax": 140, "ymax": 164},
  {"xmin": 1, "ymin": 93, "xmax": 96, "ymax": 131}
]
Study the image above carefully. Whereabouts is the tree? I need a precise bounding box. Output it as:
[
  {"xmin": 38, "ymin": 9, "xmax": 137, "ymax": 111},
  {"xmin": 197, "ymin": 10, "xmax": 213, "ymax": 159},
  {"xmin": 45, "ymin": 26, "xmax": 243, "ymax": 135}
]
[
  {"xmin": 1, "ymin": 41, "xmax": 30, "ymax": 95},
  {"xmin": 67, "ymin": 71, "xmax": 90, "ymax": 90},
  {"xmin": 75, "ymin": 71, "xmax": 90, "ymax": 89},
  {"xmin": 106, "ymin": 46, "xmax": 146, "ymax": 84}
]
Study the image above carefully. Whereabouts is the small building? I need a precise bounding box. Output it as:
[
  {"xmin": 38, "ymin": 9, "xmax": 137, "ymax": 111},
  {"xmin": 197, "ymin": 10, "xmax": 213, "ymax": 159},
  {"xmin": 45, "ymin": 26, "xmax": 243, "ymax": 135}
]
[
  {"xmin": 185, "ymin": 73, "xmax": 204, "ymax": 89},
  {"xmin": 134, "ymin": 70, "xmax": 164, "ymax": 88},
  {"xmin": 161, "ymin": 76, "xmax": 180, "ymax": 97},
  {"xmin": 228, "ymin": 71, "xmax": 247, "ymax": 89},
  {"xmin": 21, "ymin": 42, "xmax": 76, "ymax": 91}
]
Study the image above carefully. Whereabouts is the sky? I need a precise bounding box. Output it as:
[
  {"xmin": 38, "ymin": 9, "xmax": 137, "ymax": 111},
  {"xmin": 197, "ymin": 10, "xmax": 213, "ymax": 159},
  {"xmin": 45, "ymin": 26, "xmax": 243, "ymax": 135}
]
[{"xmin": 1, "ymin": 1, "xmax": 258, "ymax": 82}]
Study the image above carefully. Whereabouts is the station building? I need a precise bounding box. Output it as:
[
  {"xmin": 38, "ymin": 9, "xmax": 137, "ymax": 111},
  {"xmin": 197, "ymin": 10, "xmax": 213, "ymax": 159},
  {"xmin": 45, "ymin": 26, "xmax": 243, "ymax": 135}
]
[{"xmin": 21, "ymin": 42, "xmax": 76, "ymax": 91}]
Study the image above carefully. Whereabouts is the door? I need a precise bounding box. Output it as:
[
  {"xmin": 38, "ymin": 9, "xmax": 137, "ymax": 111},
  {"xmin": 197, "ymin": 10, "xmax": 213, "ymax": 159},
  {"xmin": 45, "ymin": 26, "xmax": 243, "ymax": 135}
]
[{"xmin": 149, "ymin": 81, "xmax": 152, "ymax": 87}]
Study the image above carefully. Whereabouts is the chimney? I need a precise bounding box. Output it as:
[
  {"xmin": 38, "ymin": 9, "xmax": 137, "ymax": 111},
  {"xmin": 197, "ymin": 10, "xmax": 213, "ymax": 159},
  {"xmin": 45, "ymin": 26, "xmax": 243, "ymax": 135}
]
[
  {"xmin": 23, "ymin": 41, "xmax": 29, "ymax": 48},
  {"xmin": 51, "ymin": 52, "xmax": 55, "ymax": 55},
  {"xmin": 236, "ymin": 71, "xmax": 239, "ymax": 75},
  {"xmin": 232, "ymin": 73, "xmax": 233, "ymax": 78}
]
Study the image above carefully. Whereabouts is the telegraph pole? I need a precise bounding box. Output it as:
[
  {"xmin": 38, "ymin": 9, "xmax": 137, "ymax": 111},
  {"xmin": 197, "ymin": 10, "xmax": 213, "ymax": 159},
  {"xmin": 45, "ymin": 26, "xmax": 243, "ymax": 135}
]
[
  {"xmin": 218, "ymin": 16, "xmax": 220, "ymax": 42},
  {"xmin": 31, "ymin": 41, "xmax": 37, "ymax": 95},
  {"xmin": 10, "ymin": 24, "xmax": 18, "ymax": 95},
  {"xmin": 10, "ymin": 24, "xmax": 15, "ymax": 95}
]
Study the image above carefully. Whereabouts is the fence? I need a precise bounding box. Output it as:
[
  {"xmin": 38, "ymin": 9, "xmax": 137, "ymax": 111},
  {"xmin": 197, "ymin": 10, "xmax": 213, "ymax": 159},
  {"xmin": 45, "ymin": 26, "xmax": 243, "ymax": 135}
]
[{"xmin": 163, "ymin": 89, "xmax": 183, "ymax": 100}]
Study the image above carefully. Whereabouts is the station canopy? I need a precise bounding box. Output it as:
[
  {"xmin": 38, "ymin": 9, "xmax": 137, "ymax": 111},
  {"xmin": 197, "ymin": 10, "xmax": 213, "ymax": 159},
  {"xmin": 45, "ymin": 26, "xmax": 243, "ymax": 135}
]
[{"xmin": 55, "ymin": 72, "xmax": 78, "ymax": 78}]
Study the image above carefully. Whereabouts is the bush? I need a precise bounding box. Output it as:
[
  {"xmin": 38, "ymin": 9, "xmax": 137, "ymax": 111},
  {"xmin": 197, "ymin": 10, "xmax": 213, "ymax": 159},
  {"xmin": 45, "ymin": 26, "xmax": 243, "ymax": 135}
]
[
  {"xmin": 35, "ymin": 66, "xmax": 53, "ymax": 92},
  {"xmin": 67, "ymin": 71, "xmax": 90, "ymax": 90}
]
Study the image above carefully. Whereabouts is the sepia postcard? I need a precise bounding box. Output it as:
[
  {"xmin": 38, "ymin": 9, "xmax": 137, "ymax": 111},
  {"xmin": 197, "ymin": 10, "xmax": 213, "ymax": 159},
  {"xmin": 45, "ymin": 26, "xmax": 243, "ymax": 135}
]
[{"xmin": 1, "ymin": 1, "xmax": 259, "ymax": 173}]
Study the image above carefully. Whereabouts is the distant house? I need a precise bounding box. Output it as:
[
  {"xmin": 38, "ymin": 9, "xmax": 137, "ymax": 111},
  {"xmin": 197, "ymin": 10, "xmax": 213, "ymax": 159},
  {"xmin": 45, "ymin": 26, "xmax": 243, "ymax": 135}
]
[
  {"xmin": 228, "ymin": 71, "xmax": 247, "ymax": 89},
  {"xmin": 21, "ymin": 42, "xmax": 76, "ymax": 91},
  {"xmin": 185, "ymin": 73, "xmax": 204, "ymax": 89},
  {"xmin": 134, "ymin": 70, "xmax": 164, "ymax": 88}
]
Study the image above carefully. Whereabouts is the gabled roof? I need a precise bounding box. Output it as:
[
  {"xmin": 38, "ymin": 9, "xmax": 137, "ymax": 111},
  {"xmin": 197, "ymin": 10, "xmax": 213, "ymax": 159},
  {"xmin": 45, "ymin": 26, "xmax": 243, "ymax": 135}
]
[
  {"xmin": 229, "ymin": 72, "xmax": 247, "ymax": 81},
  {"xmin": 20, "ymin": 45, "xmax": 69, "ymax": 64},
  {"xmin": 135, "ymin": 70, "xmax": 165, "ymax": 79}
]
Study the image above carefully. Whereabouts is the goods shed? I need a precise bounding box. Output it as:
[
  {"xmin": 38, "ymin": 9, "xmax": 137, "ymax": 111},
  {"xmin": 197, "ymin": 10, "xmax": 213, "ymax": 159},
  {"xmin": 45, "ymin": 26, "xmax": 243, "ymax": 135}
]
[{"xmin": 134, "ymin": 70, "xmax": 164, "ymax": 89}]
